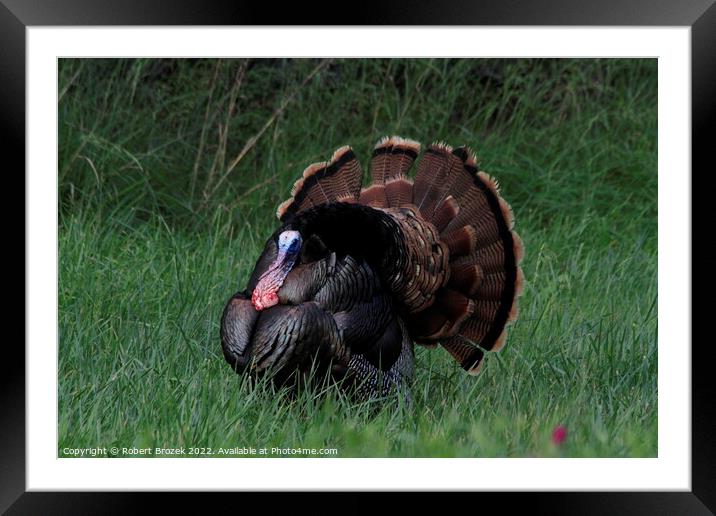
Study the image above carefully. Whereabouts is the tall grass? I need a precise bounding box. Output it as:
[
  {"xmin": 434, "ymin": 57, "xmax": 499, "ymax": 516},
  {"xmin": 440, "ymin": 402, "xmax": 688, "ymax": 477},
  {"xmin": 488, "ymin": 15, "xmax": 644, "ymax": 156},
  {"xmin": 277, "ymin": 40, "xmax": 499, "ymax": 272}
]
[{"xmin": 58, "ymin": 58, "xmax": 657, "ymax": 457}]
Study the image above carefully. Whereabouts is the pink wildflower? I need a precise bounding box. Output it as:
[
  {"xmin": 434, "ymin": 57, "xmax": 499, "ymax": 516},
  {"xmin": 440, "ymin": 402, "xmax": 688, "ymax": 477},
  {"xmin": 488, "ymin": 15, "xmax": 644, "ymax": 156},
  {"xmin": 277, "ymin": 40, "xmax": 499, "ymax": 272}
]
[{"xmin": 552, "ymin": 425, "xmax": 567, "ymax": 445}]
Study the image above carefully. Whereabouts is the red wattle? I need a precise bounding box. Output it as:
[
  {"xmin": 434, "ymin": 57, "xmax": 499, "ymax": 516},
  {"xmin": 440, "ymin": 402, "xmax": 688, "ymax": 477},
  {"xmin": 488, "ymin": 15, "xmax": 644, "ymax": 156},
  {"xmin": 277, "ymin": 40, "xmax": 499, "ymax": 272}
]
[
  {"xmin": 252, "ymin": 248, "xmax": 295, "ymax": 311},
  {"xmin": 252, "ymin": 287, "xmax": 279, "ymax": 311}
]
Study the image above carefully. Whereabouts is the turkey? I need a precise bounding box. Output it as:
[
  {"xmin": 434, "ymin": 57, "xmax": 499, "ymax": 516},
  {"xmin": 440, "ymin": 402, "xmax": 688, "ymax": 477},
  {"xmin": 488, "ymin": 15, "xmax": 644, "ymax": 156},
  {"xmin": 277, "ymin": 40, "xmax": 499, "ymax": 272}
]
[{"xmin": 220, "ymin": 136, "xmax": 524, "ymax": 399}]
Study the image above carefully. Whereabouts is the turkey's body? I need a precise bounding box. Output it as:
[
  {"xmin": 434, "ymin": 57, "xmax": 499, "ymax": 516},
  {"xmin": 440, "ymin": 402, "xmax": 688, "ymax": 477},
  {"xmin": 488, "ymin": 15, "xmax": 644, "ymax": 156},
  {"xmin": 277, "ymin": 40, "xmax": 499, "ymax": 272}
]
[{"xmin": 221, "ymin": 137, "xmax": 524, "ymax": 400}]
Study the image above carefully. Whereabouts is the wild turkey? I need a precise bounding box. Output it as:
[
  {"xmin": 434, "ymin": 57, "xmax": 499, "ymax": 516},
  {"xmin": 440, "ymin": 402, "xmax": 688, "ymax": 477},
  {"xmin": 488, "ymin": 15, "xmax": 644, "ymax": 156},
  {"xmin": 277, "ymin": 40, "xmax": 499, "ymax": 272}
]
[{"xmin": 221, "ymin": 136, "xmax": 524, "ymax": 399}]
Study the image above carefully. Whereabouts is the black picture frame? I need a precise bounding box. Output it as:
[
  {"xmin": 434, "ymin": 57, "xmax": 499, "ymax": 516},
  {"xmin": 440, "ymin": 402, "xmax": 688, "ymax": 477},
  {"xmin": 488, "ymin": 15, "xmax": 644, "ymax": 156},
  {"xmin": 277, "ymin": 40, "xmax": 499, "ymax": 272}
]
[{"xmin": 6, "ymin": 1, "xmax": 713, "ymax": 513}]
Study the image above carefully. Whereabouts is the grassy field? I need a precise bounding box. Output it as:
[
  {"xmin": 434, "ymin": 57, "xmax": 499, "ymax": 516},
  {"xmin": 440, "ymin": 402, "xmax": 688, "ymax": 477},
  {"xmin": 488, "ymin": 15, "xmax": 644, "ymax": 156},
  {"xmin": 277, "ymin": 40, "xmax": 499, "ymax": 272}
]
[{"xmin": 58, "ymin": 58, "xmax": 657, "ymax": 458}]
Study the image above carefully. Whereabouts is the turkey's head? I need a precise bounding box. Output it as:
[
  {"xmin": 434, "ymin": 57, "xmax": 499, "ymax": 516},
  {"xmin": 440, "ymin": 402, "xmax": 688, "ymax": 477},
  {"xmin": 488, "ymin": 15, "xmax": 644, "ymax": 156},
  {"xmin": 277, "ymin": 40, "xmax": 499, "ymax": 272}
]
[{"xmin": 251, "ymin": 230, "xmax": 302, "ymax": 311}]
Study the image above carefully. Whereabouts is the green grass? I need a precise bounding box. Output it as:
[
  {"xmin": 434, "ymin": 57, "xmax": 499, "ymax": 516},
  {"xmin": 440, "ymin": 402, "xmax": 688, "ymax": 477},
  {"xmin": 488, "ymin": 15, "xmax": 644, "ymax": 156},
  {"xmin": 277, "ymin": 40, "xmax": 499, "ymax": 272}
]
[{"xmin": 58, "ymin": 58, "xmax": 657, "ymax": 457}]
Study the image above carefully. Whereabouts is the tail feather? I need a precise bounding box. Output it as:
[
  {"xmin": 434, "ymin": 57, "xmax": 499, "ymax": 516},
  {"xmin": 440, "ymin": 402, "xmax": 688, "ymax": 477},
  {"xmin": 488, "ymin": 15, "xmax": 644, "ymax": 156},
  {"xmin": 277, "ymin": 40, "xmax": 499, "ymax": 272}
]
[
  {"xmin": 358, "ymin": 183, "xmax": 388, "ymax": 208},
  {"xmin": 385, "ymin": 178, "xmax": 414, "ymax": 207},
  {"xmin": 434, "ymin": 289, "xmax": 475, "ymax": 328},
  {"xmin": 491, "ymin": 330, "xmax": 509, "ymax": 353},
  {"xmin": 472, "ymin": 299, "xmax": 500, "ymax": 324},
  {"xmin": 468, "ymin": 240, "xmax": 508, "ymax": 274},
  {"xmin": 440, "ymin": 335, "xmax": 484, "ymax": 374},
  {"xmin": 447, "ymin": 263, "xmax": 484, "ymax": 296},
  {"xmin": 277, "ymin": 146, "xmax": 362, "ymax": 221},
  {"xmin": 412, "ymin": 143, "xmax": 460, "ymax": 218},
  {"xmin": 442, "ymin": 148, "xmax": 503, "ymax": 234},
  {"xmin": 370, "ymin": 136, "xmax": 421, "ymax": 184},
  {"xmin": 512, "ymin": 231, "xmax": 525, "ymax": 263},
  {"xmin": 457, "ymin": 317, "xmax": 492, "ymax": 344},
  {"xmin": 431, "ymin": 195, "xmax": 460, "ymax": 233},
  {"xmin": 363, "ymin": 136, "xmax": 421, "ymax": 208},
  {"xmin": 442, "ymin": 225, "xmax": 478, "ymax": 257},
  {"xmin": 473, "ymin": 271, "xmax": 507, "ymax": 300}
]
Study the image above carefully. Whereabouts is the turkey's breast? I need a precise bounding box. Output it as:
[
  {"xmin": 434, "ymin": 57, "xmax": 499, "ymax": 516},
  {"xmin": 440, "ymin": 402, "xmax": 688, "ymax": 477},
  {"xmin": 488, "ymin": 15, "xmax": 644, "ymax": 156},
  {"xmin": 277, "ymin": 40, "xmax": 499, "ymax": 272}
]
[{"xmin": 221, "ymin": 248, "xmax": 406, "ymax": 386}]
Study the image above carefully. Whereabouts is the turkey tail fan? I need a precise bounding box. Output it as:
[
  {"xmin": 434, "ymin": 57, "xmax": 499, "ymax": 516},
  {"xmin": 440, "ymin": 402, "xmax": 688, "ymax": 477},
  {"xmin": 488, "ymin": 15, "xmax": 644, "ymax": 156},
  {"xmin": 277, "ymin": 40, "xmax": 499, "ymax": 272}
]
[
  {"xmin": 277, "ymin": 146, "xmax": 363, "ymax": 222},
  {"xmin": 409, "ymin": 144, "xmax": 524, "ymax": 373},
  {"xmin": 269, "ymin": 137, "xmax": 522, "ymax": 380},
  {"xmin": 359, "ymin": 136, "xmax": 420, "ymax": 208}
]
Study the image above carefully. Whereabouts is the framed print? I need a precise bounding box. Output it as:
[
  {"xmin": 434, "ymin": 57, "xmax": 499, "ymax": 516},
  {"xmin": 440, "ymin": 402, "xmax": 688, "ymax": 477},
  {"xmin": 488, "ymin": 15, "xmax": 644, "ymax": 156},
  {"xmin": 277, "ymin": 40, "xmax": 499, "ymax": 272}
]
[{"xmin": 7, "ymin": 0, "xmax": 714, "ymax": 513}]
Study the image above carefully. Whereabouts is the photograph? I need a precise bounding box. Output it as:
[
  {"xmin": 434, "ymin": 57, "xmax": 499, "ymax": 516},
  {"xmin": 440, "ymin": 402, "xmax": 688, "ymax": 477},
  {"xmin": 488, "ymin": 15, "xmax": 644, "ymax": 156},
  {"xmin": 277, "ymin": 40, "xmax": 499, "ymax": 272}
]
[{"xmin": 57, "ymin": 57, "xmax": 658, "ymax": 459}]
